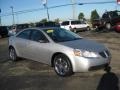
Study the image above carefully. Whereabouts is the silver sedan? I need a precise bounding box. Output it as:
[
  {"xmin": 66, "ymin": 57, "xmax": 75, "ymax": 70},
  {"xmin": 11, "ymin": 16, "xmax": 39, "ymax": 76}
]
[{"xmin": 9, "ymin": 27, "xmax": 111, "ymax": 76}]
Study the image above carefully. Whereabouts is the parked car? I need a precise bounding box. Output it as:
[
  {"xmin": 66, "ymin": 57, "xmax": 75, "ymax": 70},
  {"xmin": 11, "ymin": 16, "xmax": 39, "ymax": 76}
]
[
  {"xmin": 0, "ymin": 26, "xmax": 8, "ymax": 38},
  {"xmin": 36, "ymin": 21, "xmax": 60, "ymax": 28},
  {"xmin": 8, "ymin": 24, "xmax": 29, "ymax": 36},
  {"xmin": 16, "ymin": 24, "xmax": 29, "ymax": 32},
  {"xmin": 92, "ymin": 19, "xmax": 101, "ymax": 29},
  {"xmin": 9, "ymin": 27, "xmax": 111, "ymax": 76},
  {"xmin": 94, "ymin": 10, "xmax": 120, "ymax": 32},
  {"xmin": 60, "ymin": 20, "xmax": 90, "ymax": 32}
]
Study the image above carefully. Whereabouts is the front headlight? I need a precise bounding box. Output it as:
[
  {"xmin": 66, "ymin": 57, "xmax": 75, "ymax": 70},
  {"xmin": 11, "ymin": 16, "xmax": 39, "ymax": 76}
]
[{"xmin": 74, "ymin": 49, "xmax": 100, "ymax": 58}]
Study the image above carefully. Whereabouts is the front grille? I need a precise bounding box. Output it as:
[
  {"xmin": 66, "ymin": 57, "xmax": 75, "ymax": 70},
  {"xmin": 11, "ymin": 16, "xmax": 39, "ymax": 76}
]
[{"xmin": 99, "ymin": 50, "xmax": 110, "ymax": 58}]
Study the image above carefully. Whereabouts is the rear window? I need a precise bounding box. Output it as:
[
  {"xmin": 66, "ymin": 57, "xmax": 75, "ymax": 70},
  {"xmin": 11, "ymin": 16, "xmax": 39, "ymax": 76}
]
[
  {"xmin": 71, "ymin": 21, "xmax": 81, "ymax": 25},
  {"xmin": 61, "ymin": 21, "xmax": 69, "ymax": 25}
]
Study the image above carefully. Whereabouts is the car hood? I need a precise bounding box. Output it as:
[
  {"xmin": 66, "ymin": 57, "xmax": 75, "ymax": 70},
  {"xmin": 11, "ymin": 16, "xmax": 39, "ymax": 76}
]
[{"xmin": 59, "ymin": 39, "xmax": 106, "ymax": 52}]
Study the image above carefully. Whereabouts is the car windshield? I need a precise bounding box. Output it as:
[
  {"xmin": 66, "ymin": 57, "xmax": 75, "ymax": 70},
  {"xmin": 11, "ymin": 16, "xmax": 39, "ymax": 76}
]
[
  {"xmin": 44, "ymin": 28, "xmax": 82, "ymax": 42},
  {"xmin": 110, "ymin": 11, "xmax": 120, "ymax": 17}
]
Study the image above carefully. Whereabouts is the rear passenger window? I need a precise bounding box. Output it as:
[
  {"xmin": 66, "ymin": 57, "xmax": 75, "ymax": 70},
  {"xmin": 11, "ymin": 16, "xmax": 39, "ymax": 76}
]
[
  {"xmin": 71, "ymin": 21, "xmax": 81, "ymax": 25},
  {"xmin": 61, "ymin": 21, "xmax": 69, "ymax": 25},
  {"xmin": 17, "ymin": 30, "xmax": 31, "ymax": 40}
]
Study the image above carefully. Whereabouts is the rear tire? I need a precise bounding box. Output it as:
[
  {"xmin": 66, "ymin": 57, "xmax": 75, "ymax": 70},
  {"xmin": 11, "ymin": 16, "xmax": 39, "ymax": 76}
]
[
  {"xmin": 73, "ymin": 28, "xmax": 77, "ymax": 33},
  {"xmin": 87, "ymin": 26, "xmax": 90, "ymax": 31},
  {"xmin": 9, "ymin": 47, "xmax": 18, "ymax": 61},
  {"xmin": 53, "ymin": 54, "xmax": 73, "ymax": 77}
]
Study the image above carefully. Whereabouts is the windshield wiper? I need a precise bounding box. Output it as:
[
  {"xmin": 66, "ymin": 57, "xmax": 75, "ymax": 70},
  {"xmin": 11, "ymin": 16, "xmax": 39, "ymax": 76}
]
[{"xmin": 73, "ymin": 38, "xmax": 82, "ymax": 40}]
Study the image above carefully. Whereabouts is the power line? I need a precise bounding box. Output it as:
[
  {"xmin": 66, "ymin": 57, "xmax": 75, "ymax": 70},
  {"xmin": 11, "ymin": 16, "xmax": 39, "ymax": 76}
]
[
  {"xmin": 1, "ymin": 1, "xmax": 116, "ymax": 17},
  {"xmin": 78, "ymin": 1, "xmax": 116, "ymax": 5},
  {"xmin": 1, "ymin": 8, "xmax": 45, "ymax": 17}
]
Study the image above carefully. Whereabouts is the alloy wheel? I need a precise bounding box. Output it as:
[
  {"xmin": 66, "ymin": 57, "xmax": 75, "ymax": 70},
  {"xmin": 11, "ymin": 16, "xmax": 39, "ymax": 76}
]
[
  {"xmin": 9, "ymin": 48, "xmax": 17, "ymax": 61},
  {"xmin": 54, "ymin": 54, "xmax": 72, "ymax": 76}
]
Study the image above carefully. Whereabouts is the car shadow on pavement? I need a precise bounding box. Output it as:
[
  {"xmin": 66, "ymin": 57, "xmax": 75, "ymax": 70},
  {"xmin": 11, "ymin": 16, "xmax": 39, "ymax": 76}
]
[{"xmin": 97, "ymin": 66, "xmax": 119, "ymax": 90}]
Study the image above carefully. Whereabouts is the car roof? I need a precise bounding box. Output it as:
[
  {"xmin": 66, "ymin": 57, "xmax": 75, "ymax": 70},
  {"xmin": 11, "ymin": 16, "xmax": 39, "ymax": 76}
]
[
  {"xmin": 15, "ymin": 27, "xmax": 59, "ymax": 36},
  {"xmin": 105, "ymin": 10, "xmax": 120, "ymax": 13},
  {"xmin": 39, "ymin": 27, "xmax": 59, "ymax": 30},
  {"xmin": 62, "ymin": 20, "xmax": 80, "ymax": 22},
  {"xmin": 25, "ymin": 27, "xmax": 59, "ymax": 31}
]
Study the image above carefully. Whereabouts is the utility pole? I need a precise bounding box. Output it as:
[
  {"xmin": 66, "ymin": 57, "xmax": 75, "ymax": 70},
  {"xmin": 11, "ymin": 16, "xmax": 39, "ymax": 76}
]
[
  {"xmin": 16, "ymin": 14, "xmax": 19, "ymax": 24},
  {"xmin": 10, "ymin": 6, "xmax": 15, "ymax": 25},
  {"xmin": 42, "ymin": 0, "xmax": 50, "ymax": 21},
  {"xmin": 0, "ymin": 9, "xmax": 1, "ymax": 26},
  {"xmin": 46, "ymin": 5, "xmax": 50, "ymax": 21},
  {"xmin": 71, "ymin": 0, "xmax": 76, "ymax": 19}
]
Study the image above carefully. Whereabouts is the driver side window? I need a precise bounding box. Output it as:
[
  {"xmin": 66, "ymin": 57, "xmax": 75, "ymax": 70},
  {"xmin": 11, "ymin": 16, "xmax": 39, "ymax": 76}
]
[{"xmin": 31, "ymin": 30, "xmax": 48, "ymax": 42}]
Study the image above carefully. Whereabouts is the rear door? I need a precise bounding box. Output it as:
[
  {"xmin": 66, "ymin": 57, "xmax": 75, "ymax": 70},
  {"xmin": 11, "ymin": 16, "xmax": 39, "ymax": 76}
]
[
  {"xmin": 71, "ymin": 21, "xmax": 87, "ymax": 29},
  {"xmin": 15, "ymin": 30, "xmax": 31, "ymax": 57},
  {"xmin": 80, "ymin": 21, "xmax": 89, "ymax": 28}
]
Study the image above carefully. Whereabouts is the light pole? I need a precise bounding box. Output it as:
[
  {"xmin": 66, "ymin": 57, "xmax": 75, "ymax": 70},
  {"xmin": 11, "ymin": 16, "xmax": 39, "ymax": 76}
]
[
  {"xmin": 16, "ymin": 14, "xmax": 19, "ymax": 24},
  {"xmin": 71, "ymin": 0, "xmax": 76, "ymax": 19},
  {"xmin": 10, "ymin": 6, "xmax": 15, "ymax": 25},
  {"xmin": 42, "ymin": 0, "xmax": 50, "ymax": 21},
  {"xmin": 46, "ymin": 5, "xmax": 50, "ymax": 21}
]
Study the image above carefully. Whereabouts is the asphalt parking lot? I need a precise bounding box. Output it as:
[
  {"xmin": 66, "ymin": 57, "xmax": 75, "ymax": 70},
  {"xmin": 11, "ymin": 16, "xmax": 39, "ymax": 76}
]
[{"xmin": 0, "ymin": 30, "xmax": 120, "ymax": 90}]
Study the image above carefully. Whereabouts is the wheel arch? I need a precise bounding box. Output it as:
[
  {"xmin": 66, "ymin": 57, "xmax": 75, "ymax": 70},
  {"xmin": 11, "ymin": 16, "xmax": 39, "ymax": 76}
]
[
  {"xmin": 51, "ymin": 52, "xmax": 73, "ymax": 68},
  {"xmin": 9, "ymin": 45, "xmax": 14, "ymax": 49},
  {"xmin": 9, "ymin": 45, "xmax": 19, "ymax": 57}
]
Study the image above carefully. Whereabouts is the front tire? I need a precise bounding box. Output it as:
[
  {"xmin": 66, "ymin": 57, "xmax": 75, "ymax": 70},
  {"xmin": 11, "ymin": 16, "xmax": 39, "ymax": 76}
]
[
  {"xmin": 105, "ymin": 23, "xmax": 111, "ymax": 30},
  {"xmin": 53, "ymin": 54, "xmax": 73, "ymax": 77},
  {"xmin": 9, "ymin": 47, "xmax": 18, "ymax": 61}
]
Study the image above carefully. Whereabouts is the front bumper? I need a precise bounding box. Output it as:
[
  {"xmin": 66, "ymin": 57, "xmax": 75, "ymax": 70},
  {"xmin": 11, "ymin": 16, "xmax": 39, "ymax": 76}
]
[
  {"xmin": 71, "ymin": 27, "xmax": 88, "ymax": 31},
  {"xmin": 115, "ymin": 24, "xmax": 120, "ymax": 32},
  {"xmin": 72, "ymin": 56, "xmax": 111, "ymax": 72}
]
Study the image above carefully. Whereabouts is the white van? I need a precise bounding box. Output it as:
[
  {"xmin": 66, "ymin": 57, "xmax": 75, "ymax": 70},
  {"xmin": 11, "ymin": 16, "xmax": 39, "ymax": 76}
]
[{"xmin": 60, "ymin": 20, "xmax": 90, "ymax": 32}]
